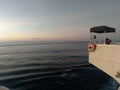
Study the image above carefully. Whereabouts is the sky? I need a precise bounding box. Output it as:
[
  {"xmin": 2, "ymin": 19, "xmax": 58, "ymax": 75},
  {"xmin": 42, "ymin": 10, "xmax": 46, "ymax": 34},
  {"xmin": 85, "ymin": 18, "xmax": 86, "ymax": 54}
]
[{"xmin": 0, "ymin": 0, "xmax": 120, "ymax": 41}]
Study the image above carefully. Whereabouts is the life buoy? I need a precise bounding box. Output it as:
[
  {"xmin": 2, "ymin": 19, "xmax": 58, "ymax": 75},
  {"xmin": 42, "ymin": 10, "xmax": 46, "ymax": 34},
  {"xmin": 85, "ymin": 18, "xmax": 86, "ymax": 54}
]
[{"xmin": 88, "ymin": 43, "xmax": 96, "ymax": 52}]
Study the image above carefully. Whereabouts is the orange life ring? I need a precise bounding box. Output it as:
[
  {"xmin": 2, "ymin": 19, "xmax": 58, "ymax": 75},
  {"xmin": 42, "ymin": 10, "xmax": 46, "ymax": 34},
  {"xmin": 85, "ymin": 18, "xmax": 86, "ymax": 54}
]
[{"xmin": 88, "ymin": 43, "xmax": 96, "ymax": 52}]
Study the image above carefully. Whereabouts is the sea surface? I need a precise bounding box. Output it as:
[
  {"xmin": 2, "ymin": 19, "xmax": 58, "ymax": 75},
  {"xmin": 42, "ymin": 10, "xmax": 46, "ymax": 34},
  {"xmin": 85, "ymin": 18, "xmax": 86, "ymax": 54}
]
[{"xmin": 0, "ymin": 41, "xmax": 119, "ymax": 90}]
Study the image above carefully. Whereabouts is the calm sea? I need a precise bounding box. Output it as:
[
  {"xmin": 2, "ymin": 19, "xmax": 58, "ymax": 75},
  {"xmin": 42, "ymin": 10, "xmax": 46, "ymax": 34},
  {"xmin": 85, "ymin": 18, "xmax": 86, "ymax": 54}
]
[{"xmin": 0, "ymin": 41, "xmax": 119, "ymax": 90}]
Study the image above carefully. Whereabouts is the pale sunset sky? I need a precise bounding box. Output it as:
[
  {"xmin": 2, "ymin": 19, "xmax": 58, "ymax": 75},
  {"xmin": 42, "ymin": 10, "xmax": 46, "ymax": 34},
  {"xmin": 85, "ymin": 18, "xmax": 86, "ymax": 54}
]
[{"xmin": 0, "ymin": 0, "xmax": 120, "ymax": 41}]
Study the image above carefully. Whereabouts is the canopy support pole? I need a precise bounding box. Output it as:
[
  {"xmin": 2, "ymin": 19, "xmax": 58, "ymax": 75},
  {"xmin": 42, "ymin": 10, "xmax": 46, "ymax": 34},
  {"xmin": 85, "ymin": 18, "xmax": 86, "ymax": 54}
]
[{"xmin": 104, "ymin": 30, "xmax": 106, "ymax": 44}]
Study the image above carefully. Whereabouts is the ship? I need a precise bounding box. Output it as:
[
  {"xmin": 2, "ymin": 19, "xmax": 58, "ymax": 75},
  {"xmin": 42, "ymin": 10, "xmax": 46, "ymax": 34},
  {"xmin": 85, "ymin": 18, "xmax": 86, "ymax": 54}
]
[{"xmin": 88, "ymin": 26, "xmax": 120, "ymax": 89}]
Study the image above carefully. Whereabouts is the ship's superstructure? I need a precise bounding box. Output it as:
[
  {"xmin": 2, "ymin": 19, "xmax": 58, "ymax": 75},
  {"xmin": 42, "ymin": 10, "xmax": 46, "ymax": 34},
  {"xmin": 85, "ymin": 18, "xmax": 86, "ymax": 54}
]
[{"xmin": 88, "ymin": 26, "xmax": 120, "ymax": 84}]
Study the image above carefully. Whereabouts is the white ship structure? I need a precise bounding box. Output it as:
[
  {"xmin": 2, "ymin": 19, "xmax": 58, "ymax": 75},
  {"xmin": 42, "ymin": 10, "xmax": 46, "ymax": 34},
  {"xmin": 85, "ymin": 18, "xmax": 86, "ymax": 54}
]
[{"xmin": 88, "ymin": 26, "xmax": 120, "ymax": 87}]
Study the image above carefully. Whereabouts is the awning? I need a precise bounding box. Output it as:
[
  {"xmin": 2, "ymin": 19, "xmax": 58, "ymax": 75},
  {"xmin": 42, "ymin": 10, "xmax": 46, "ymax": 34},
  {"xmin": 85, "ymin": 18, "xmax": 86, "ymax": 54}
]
[{"xmin": 90, "ymin": 26, "xmax": 116, "ymax": 33}]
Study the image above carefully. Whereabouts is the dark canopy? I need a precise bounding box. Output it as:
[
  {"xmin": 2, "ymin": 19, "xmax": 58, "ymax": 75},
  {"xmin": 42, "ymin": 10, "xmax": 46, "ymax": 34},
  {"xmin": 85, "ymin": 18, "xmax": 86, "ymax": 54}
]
[{"xmin": 90, "ymin": 26, "xmax": 116, "ymax": 33}]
